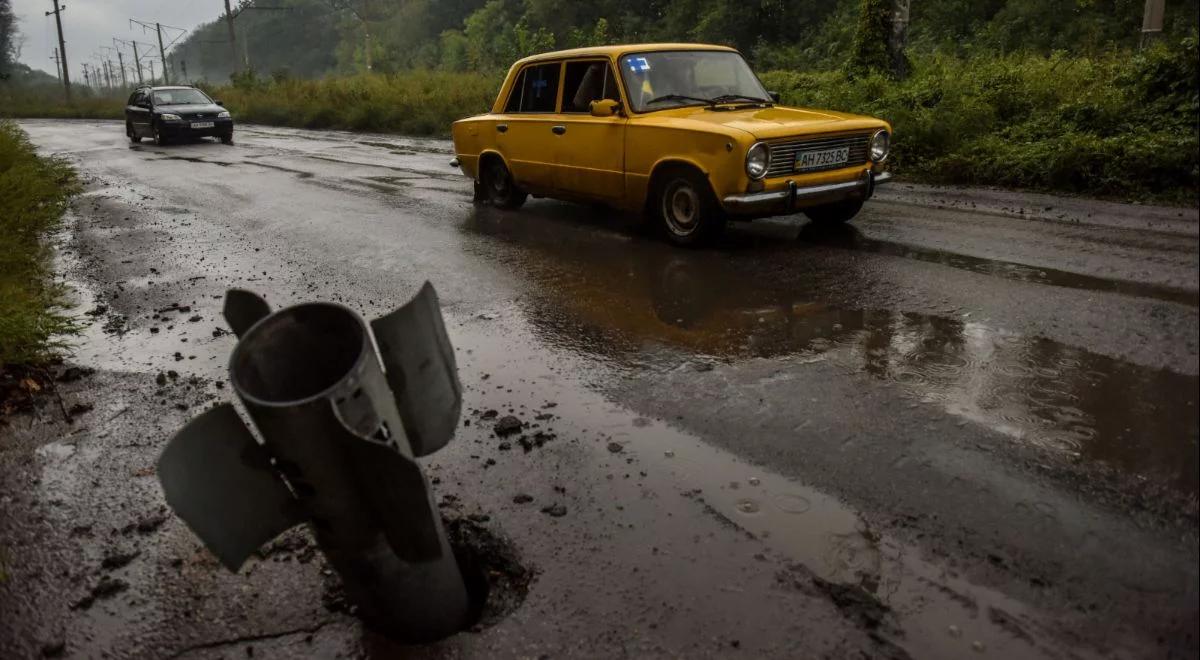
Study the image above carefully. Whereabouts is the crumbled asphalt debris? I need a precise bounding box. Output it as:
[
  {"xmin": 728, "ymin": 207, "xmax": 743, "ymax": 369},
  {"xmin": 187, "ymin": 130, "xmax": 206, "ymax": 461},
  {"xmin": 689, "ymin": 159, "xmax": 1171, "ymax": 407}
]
[
  {"xmin": 56, "ymin": 366, "xmax": 93, "ymax": 383},
  {"xmin": 607, "ymin": 442, "xmax": 624, "ymax": 453},
  {"xmin": 494, "ymin": 415, "xmax": 523, "ymax": 437},
  {"xmin": 100, "ymin": 549, "xmax": 140, "ymax": 571},
  {"xmin": 518, "ymin": 431, "xmax": 556, "ymax": 452},
  {"xmin": 541, "ymin": 504, "xmax": 567, "ymax": 517},
  {"xmin": 497, "ymin": 441, "xmax": 511, "ymax": 451},
  {"xmin": 40, "ymin": 641, "xmax": 65, "ymax": 658},
  {"xmin": 188, "ymin": 315, "xmax": 202, "ymax": 322},
  {"xmin": 130, "ymin": 512, "xmax": 167, "ymax": 535},
  {"xmin": 67, "ymin": 402, "xmax": 94, "ymax": 418},
  {"xmin": 512, "ymin": 494, "xmax": 534, "ymax": 504},
  {"xmin": 72, "ymin": 576, "xmax": 128, "ymax": 610},
  {"xmin": 155, "ymin": 372, "xmax": 167, "ymax": 386},
  {"xmin": 480, "ymin": 409, "xmax": 499, "ymax": 420},
  {"xmin": 85, "ymin": 305, "xmax": 107, "ymax": 317}
]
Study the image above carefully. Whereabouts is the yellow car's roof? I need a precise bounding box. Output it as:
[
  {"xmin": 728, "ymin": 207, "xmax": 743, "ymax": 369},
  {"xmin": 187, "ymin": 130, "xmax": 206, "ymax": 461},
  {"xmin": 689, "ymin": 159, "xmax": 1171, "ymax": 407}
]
[{"xmin": 513, "ymin": 43, "xmax": 738, "ymax": 66}]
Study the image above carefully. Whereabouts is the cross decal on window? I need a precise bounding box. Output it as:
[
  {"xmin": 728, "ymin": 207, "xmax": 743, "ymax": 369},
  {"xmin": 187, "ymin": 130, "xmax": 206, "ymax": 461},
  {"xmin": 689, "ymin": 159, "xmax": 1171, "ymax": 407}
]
[{"xmin": 532, "ymin": 76, "xmax": 548, "ymax": 96}]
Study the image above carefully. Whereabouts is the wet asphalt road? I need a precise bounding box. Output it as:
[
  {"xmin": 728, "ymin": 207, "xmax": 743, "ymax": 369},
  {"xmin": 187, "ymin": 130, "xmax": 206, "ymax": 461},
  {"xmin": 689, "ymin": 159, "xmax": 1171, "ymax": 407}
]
[{"xmin": 2, "ymin": 119, "xmax": 1198, "ymax": 659}]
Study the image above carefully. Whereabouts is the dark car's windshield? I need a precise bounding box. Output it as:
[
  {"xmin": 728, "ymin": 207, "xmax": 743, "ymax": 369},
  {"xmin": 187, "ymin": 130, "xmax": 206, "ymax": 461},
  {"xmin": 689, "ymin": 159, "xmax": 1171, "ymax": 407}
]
[
  {"xmin": 152, "ymin": 89, "xmax": 212, "ymax": 106},
  {"xmin": 619, "ymin": 50, "xmax": 769, "ymax": 113}
]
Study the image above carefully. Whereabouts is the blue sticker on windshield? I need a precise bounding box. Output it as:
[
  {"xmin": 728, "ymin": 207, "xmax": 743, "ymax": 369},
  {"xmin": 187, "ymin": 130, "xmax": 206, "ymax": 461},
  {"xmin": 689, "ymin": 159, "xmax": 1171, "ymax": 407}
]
[{"xmin": 628, "ymin": 57, "xmax": 650, "ymax": 73}]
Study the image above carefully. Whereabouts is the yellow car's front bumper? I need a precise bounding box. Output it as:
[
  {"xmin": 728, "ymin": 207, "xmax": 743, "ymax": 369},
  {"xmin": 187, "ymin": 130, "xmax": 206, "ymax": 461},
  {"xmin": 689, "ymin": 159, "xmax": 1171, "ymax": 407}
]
[{"xmin": 722, "ymin": 170, "xmax": 893, "ymax": 216}]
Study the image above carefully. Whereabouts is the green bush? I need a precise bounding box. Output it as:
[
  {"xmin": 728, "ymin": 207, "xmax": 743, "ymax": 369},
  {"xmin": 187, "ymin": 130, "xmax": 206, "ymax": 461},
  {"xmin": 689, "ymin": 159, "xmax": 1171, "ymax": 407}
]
[
  {"xmin": 0, "ymin": 120, "xmax": 78, "ymax": 368},
  {"xmin": 761, "ymin": 40, "xmax": 1199, "ymax": 202}
]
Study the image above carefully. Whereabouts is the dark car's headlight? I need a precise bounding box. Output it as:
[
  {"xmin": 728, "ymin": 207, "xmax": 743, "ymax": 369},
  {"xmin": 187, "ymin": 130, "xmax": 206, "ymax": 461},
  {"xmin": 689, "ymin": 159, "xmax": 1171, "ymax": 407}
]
[
  {"xmin": 160, "ymin": 113, "xmax": 182, "ymax": 121},
  {"xmin": 870, "ymin": 130, "xmax": 890, "ymax": 162},
  {"xmin": 218, "ymin": 111, "xmax": 231, "ymax": 119},
  {"xmin": 746, "ymin": 142, "xmax": 770, "ymax": 180}
]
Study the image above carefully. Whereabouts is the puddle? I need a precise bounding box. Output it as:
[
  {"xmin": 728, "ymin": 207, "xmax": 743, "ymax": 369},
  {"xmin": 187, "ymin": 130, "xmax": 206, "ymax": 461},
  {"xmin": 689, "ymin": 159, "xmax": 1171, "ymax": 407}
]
[
  {"xmin": 464, "ymin": 207, "xmax": 1199, "ymax": 495},
  {"xmin": 803, "ymin": 226, "xmax": 1199, "ymax": 307}
]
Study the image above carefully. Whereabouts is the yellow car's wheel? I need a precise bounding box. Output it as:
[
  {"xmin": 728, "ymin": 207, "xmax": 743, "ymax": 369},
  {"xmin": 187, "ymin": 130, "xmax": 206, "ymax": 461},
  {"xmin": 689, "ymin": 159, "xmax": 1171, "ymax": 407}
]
[
  {"xmin": 655, "ymin": 168, "xmax": 724, "ymax": 247},
  {"xmin": 481, "ymin": 157, "xmax": 527, "ymax": 210}
]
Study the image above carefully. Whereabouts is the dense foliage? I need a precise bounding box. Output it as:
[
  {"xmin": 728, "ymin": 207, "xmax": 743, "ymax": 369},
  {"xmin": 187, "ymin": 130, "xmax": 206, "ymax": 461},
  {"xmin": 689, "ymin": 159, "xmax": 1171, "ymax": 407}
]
[
  {"xmin": 161, "ymin": 0, "xmax": 1199, "ymax": 80},
  {"xmin": 0, "ymin": 121, "xmax": 78, "ymax": 367}
]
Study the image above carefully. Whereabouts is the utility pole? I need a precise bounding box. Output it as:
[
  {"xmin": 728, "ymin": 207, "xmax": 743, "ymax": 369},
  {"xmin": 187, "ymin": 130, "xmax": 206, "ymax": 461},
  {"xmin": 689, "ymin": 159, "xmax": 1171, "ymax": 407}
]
[
  {"xmin": 155, "ymin": 23, "xmax": 170, "ymax": 83},
  {"xmin": 1141, "ymin": 0, "xmax": 1165, "ymax": 48},
  {"xmin": 46, "ymin": 0, "xmax": 72, "ymax": 102},
  {"xmin": 132, "ymin": 41, "xmax": 143, "ymax": 83},
  {"xmin": 50, "ymin": 48, "xmax": 61, "ymax": 80},
  {"xmin": 81, "ymin": 64, "xmax": 89, "ymax": 88},
  {"xmin": 149, "ymin": 59, "xmax": 157, "ymax": 84},
  {"xmin": 115, "ymin": 50, "xmax": 128, "ymax": 88},
  {"xmin": 224, "ymin": 0, "xmax": 239, "ymax": 75}
]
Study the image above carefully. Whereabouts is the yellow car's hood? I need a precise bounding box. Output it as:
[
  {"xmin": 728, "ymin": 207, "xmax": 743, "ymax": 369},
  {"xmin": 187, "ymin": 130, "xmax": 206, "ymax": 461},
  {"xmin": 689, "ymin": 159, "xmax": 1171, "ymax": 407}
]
[{"xmin": 649, "ymin": 105, "xmax": 887, "ymax": 140}]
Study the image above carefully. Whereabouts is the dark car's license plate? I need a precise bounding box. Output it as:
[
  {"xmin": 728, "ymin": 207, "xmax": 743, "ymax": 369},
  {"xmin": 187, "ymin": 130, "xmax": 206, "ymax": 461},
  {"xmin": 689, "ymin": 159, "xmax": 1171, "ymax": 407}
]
[{"xmin": 191, "ymin": 121, "xmax": 215, "ymax": 129}]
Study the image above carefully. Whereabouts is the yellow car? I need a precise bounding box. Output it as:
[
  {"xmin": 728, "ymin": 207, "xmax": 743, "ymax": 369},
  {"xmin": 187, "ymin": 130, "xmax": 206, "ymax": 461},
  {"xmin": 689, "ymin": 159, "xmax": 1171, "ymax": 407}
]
[{"xmin": 451, "ymin": 43, "xmax": 893, "ymax": 246}]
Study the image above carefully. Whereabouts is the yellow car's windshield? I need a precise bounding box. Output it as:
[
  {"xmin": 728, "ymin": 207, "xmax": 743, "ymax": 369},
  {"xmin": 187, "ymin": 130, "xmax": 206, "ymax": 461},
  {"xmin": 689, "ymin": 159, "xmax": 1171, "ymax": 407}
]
[{"xmin": 619, "ymin": 50, "xmax": 770, "ymax": 113}]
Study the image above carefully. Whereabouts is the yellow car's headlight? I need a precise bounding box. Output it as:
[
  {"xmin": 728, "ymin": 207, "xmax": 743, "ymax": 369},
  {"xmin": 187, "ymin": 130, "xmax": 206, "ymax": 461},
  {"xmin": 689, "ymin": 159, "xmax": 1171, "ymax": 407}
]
[
  {"xmin": 870, "ymin": 130, "xmax": 890, "ymax": 162},
  {"xmin": 746, "ymin": 142, "xmax": 770, "ymax": 180}
]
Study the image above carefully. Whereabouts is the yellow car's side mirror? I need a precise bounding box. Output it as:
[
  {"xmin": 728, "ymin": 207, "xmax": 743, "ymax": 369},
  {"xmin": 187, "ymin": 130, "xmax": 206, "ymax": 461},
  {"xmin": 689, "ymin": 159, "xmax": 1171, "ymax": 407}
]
[{"xmin": 589, "ymin": 99, "xmax": 621, "ymax": 117}]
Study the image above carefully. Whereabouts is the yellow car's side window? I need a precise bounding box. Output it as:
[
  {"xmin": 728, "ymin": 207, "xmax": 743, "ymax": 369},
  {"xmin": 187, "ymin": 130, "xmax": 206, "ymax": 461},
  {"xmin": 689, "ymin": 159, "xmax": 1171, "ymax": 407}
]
[{"xmin": 504, "ymin": 62, "xmax": 561, "ymax": 114}]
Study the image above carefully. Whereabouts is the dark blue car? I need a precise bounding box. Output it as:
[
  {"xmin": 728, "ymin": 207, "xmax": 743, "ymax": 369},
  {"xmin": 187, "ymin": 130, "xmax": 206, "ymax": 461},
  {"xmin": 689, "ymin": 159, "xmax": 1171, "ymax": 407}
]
[{"xmin": 125, "ymin": 85, "xmax": 234, "ymax": 145}]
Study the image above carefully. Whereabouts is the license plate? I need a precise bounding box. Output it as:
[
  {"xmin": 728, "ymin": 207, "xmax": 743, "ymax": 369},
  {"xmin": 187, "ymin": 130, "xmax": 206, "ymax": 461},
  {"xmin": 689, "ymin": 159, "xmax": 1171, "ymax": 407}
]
[
  {"xmin": 796, "ymin": 147, "xmax": 849, "ymax": 171},
  {"xmin": 191, "ymin": 121, "xmax": 215, "ymax": 129}
]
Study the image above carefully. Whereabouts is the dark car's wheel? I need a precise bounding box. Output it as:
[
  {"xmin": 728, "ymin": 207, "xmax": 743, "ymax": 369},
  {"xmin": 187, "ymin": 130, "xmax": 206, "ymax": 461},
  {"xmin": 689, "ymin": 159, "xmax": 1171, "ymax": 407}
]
[
  {"xmin": 481, "ymin": 157, "xmax": 527, "ymax": 209},
  {"xmin": 805, "ymin": 199, "xmax": 864, "ymax": 225},
  {"xmin": 653, "ymin": 168, "xmax": 725, "ymax": 247},
  {"xmin": 127, "ymin": 122, "xmax": 141, "ymax": 143},
  {"xmin": 220, "ymin": 133, "xmax": 234, "ymax": 145},
  {"xmin": 152, "ymin": 123, "xmax": 168, "ymax": 146}
]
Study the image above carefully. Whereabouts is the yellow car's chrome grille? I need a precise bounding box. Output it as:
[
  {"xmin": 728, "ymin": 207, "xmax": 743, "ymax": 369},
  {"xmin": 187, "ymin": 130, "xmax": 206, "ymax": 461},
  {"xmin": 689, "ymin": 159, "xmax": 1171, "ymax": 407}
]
[{"xmin": 765, "ymin": 133, "xmax": 872, "ymax": 178}]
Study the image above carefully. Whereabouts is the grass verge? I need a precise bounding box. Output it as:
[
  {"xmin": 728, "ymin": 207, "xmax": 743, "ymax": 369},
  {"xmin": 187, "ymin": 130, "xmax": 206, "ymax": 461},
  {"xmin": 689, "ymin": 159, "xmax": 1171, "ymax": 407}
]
[{"xmin": 0, "ymin": 120, "xmax": 78, "ymax": 375}]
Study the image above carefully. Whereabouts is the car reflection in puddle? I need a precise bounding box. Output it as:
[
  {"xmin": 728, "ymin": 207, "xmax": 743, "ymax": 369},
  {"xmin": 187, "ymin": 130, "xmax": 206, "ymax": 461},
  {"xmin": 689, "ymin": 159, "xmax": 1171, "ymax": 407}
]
[{"xmin": 464, "ymin": 203, "xmax": 1199, "ymax": 496}]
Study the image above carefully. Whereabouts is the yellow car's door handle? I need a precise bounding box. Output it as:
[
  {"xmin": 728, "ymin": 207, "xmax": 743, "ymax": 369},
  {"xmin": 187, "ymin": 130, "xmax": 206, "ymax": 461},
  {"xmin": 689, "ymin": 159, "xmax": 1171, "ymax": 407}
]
[
  {"xmin": 551, "ymin": 125, "xmax": 566, "ymax": 135},
  {"xmin": 496, "ymin": 124, "xmax": 508, "ymax": 133}
]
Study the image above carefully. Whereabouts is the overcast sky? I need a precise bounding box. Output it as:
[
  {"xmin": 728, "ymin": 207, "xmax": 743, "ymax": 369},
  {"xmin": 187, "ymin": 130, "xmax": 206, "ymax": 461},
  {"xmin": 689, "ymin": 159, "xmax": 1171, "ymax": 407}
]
[{"xmin": 12, "ymin": 1, "xmax": 220, "ymax": 80}]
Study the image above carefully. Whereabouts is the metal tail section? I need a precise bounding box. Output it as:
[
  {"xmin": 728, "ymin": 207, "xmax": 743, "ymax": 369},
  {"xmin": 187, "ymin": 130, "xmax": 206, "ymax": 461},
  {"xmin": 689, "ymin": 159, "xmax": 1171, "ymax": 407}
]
[
  {"xmin": 370, "ymin": 282, "xmax": 462, "ymax": 457},
  {"xmin": 157, "ymin": 403, "xmax": 305, "ymax": 571}
]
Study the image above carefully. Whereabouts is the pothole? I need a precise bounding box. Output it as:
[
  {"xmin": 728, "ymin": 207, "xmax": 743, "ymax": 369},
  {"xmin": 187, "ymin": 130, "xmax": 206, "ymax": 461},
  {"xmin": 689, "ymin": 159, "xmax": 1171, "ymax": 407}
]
[{"xmin": 319, "ymin": 514, "xmax": 532, "ymax": 638}]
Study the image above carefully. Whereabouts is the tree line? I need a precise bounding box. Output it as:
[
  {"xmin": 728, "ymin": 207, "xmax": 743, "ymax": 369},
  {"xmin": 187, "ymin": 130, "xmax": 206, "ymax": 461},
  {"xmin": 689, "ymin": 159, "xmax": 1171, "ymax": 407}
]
[{"xmin": 163, "ymin": 0, "xmax": 1198, "ymax": 82}]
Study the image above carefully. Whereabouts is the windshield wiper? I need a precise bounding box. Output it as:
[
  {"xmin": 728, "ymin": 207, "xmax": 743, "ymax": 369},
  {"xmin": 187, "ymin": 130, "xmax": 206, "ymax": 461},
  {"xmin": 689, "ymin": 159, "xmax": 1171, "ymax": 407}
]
[
  {"xmin": 645, "ymin": 94, "xmax": 714, "ymax": 107},
  {"xmin": 709, "ymin": 94, "xmax": 772, "ymax": 105}
]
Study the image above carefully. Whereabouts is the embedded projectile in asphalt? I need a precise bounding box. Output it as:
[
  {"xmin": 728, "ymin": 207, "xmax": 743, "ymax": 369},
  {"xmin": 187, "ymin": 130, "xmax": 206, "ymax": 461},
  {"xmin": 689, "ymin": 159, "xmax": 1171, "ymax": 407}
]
[{"xmin": 156, "ymin": 282, "xmax": 470, "ymax": 643}]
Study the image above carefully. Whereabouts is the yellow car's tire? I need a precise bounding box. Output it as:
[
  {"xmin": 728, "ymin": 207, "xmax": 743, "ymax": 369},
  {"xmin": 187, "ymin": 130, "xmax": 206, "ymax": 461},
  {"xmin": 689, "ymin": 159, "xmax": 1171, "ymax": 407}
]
[
  {"xmin": 805, "ymin": 199, "xmax": 864, "ymax": 225},
  {"xmin": 654, "ymin": 168, "xmax": 725, "ymax": 247},
  {"xmin": 481, "ymin": 157, "xmax": 527, "ymax": 210}
]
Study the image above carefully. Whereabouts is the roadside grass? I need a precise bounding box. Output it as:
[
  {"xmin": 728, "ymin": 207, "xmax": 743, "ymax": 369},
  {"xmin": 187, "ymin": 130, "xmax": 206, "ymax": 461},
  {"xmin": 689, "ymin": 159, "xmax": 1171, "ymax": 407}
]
[
  {"xmin": 0, "ymin": 120, "xmax": 79, "ymax": 372},
  {"xmin": 3, "ymin": 39, "xmax": 1196, "ymax": 203}
]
